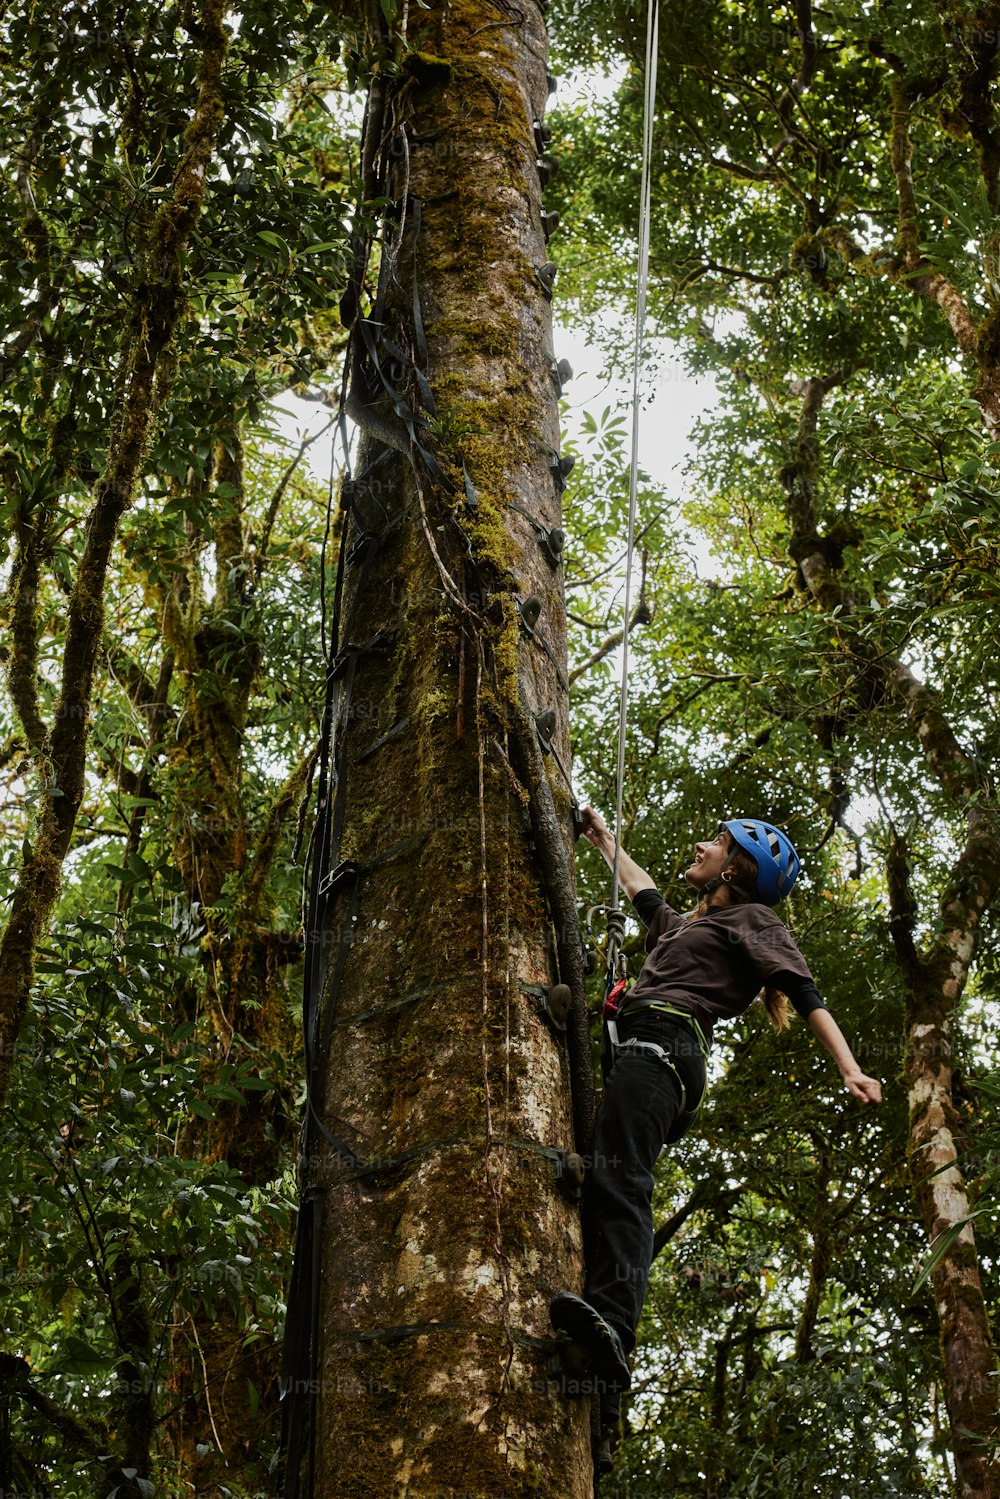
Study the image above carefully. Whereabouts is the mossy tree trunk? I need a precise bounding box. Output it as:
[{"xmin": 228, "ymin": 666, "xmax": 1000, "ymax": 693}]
[
  {"xmin": 0, "ymin": 0, "xmax": 229, "ymax": 1111},
  {"xmin": 890, "ymin": 842, "xmax": 1000, "ymax": 1499},
  {"xmin": 297, "ymin": 1, "xmax": 594, "ymax": 1494},
  {"xmin": 137, "ymin": 426, "xmax": 312, "ymax": 1485}
]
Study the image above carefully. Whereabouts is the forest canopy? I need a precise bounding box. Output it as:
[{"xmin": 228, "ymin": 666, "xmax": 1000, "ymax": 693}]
[{"xmin": 1, "ymin": 1, "xmax": 999, "ymax": 1496}]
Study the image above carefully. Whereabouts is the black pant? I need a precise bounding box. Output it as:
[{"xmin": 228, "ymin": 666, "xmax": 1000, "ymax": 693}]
[{"xmin": 583, "ymin": 1012, "xmax": 707, "ymax": 1352}]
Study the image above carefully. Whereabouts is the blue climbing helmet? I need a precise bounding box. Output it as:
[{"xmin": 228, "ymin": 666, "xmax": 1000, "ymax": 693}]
[{"xmin": 720, "ymin": 818, "xmax": 800, "ymax": 905}]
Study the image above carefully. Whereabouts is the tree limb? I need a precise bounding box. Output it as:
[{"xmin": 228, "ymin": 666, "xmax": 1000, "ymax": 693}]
[
  {"xmin": 567, "ymin": 550, "xmax": 651, "ymax": 686},
  {"xmin": 0, "ymin": 0, "xmax": 231, "ymax": 1110}
]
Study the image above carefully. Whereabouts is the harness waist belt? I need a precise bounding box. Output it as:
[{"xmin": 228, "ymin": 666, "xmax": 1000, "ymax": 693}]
[{"xmin": 618, "ymin": 996, "xmax": 710, "ymax": 1060}]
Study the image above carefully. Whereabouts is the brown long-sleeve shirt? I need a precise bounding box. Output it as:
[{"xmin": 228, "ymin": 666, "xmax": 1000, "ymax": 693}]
[{"xmin": 627, "ymin": 889, "xmax": 824, "ymax": 1045}]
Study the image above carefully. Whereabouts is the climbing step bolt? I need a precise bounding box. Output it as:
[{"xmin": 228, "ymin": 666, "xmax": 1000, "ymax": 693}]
[
  {"xmin": 518, "ymin": 594, "xmax": 543, "ymax": 634},
  {"xmin": 538, "ymin": 524, "xmax": 565, "ymax": 568},
  {"xmin": 538, "ymin": 982, "xmax": 572, "ymax": 1035},
  {"xmin": 535, "ymin": 262, "xmax": 557, "ymax": 302},
  {"xmin": 549, "ymin": 449, "xmax": 575, "ymax": 492},
  {"xmin": 552, "ymin": 1147, "xmax": 586, "ymax": 1205},
  {"xmin": 533, "ymin": 120, "xmax": 553, "ymax": 154},
  {"xmin": 537, "ymin": 154, "xmax": 560, "ymax": 186},
  {"xmin": 534, "ymin": 708, "xmax": 556, "ymax": 751}
]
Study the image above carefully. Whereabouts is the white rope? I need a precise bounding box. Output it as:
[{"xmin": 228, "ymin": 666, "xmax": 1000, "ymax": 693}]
[{"xmin": 609, "ymin": 0, "xmax": 659, "ymax": 921}]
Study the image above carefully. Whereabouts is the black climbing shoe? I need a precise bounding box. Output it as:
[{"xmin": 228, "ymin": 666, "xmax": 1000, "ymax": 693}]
[{"xmin": 548, "ymin": 1293, "xmax": 631, "ymax": 1392}]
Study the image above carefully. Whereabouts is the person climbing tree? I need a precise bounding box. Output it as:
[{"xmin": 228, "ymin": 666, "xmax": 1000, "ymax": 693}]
[{"xmin": 550, "ymin": 809, "xmax": 883, "ymax": 1428}]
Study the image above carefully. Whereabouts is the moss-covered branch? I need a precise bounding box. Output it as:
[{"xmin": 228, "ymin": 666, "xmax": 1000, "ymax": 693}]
[
  {"xmin": 821, "ymin": 209, "xmax": 980, "ymax": 357},
  {"xmin": 0, "ymin": 1354, "xmax": 108, "ymax": 1460},
  {"xmin": 0, "ymin": 0, "xmax": 230, "ymax": 1110},
  {"xmin": 886, "ymin": 827, "xmax": 920, "ymax": 978},
  {"xmin": 940, "ymin": 2, "xmax": 1000, "ymax": 212},
  {"xmin": 794, "ymin": 1151, "xmax": 833, "ymax": 1363},
  {"xmin": 6, "ymin": 504, "xmax": 48, "ymax": 756}
]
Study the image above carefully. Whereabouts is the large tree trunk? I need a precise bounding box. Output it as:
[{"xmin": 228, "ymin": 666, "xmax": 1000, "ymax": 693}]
[{"xmin": 284, "ymin": 1, "xmax": 595, "ymax": 1494}]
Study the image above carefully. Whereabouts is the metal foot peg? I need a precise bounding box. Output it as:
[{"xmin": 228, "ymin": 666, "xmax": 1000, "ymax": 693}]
[
  {"xmin": 535, "ymin": 261, "xmax": 557, "ymax": 301},
  {"xmin": 538, "ymin": 154, "xmax": 560, "ymax": 186},
  {"xmin": 544, "ymin": 1338, "xmax": 604, "ymax": 1399},
  {"xmin": 317, "ymin": 860, "xmax": 361, "ymax": 900},
  {"xmin": 571, "ymin": 802, "xmax": 586, "ymax": 841},
  {"xmin": 538, "ymin": 982, "xmax": 572, "ymax": 1036},
  {"xmin": 595, "ymin": 1391, "xmax": 621, "ymax": 1476},
  {"xmin": 538, "ymin": 523, "xmax": 565, "ymax": 567},
  {"xmin": 518, "ymin": 594, "xmax": 542, "ymax": 633},
  {"xmin": 595, "ymin": 1431, "xmax": 615, "ymax": 1476},
  {"xmin": 534, "ymin": 708, "xmax": 556, "ymax": 751},
  {"xmin": 549, "ymin": 448, "xmax": 575, "ymax": 492},
  {"xmin": 552, "ymin": 1147, "xmax": 585, "ymax": 1205}
]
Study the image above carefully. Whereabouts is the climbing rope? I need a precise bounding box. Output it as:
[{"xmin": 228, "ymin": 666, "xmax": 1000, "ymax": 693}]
[{"xmin": 606, "ymin": 0, "xmax": 660, "ymax": 977}]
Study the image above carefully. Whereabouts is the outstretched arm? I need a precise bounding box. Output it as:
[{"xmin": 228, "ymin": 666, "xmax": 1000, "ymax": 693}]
[
  {"xmin": 580, "ymin": 806, "xmax": 656, "ymax": 901},
  {"xmin": 807, "ymin": 1008, "xmax": 883, "ymax": 1104}
]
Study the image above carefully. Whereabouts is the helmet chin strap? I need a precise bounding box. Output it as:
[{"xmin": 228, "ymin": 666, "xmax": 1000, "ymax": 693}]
[{"xmin": 689, "ymin": 847, "xmax": 738, "ymax": 901}]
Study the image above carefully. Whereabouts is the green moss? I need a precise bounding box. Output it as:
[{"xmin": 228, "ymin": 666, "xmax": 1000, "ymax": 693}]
[
  {"xmin": 977, "ymin": 302, "xmax": 1000, "ymax": 366},
  {"xmin": 413, "ymin": 685, "xmax": 451, "ymax": 727},
  {"xmin": 401, "ymin": 50, "xmax": 454, "ymax": 86}
]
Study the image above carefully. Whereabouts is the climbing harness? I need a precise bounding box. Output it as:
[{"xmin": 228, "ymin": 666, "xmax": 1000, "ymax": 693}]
[{"xmin": 602, "ymin": 983, "xmax": 709, "ymax": 1140}]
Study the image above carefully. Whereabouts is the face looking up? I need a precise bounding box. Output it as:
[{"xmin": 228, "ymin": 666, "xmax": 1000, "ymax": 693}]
[{"xmin": 685, "ymin": 829, "xmax": 732, "ymax": 890}]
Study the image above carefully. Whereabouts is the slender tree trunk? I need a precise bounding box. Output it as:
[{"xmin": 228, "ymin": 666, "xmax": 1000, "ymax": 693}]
[
  {"xmin": 890, "ymin": 825, "xmax": 1000, "ymax": 1499},
  {"xmin": 148, "ymin": 429, "xmax": 309, "ymax": 1485},
  {"xmin": 0, "ymin": 0, "xmax": 229, "ymax": 1109},
  {"xmin": 783, "ymin": 380, "xmax": 1000, "ymax": 1499},
  {"xmin": 294, "ymin": 1, "xmax": 594, "ymax": 1493}
]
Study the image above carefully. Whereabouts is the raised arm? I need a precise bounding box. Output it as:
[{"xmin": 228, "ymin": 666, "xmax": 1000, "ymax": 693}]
[
  {"xmin": 580, "ymin": 807, "xmax": 656, "ymax": 901},
  {"xmin": 807, "ymin": 1008, "xmax": 883, "ymax": 1104}
]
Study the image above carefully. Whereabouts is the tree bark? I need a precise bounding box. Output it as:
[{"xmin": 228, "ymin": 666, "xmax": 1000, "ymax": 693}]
[{"xmin": 290, "ymin": 1, "xmax": 594, "ymax": 1494}]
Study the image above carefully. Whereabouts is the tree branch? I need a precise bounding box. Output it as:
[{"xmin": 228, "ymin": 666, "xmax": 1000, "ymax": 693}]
[
  {"xmin": 567, "ymin": 550, "xmax": 651, "ymax": 686},
  {"xmin": 0, "ymin": 0, "xmax": 231, "ymax": 1110}
]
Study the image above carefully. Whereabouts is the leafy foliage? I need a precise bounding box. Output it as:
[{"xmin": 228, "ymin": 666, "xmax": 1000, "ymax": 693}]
[
  {"xmin": 0, "ymin": 1, "xmax": 356, "ymax": 1492},
  {"xmin": 4, "ymin": 0, "xmax": 1000, "ymax": 1492}
]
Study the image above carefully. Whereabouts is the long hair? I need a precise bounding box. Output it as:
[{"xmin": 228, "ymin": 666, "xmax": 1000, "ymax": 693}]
[{"xmin": 690, "ymin": 844, "xmax": 793, "ymax": 1032}]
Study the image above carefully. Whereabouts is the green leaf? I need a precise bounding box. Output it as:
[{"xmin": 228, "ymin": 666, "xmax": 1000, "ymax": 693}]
[
  {"xmin": 912, "ymin": 1211, "xmax": 987, "ymax": 1296},
  {"xmin": 45, "ymin": 1335, "xmax": 114, "ymax": 1373},
  {"xmin": 256, "ymin": 230, "xmax": 290, "ymax": 255}
]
